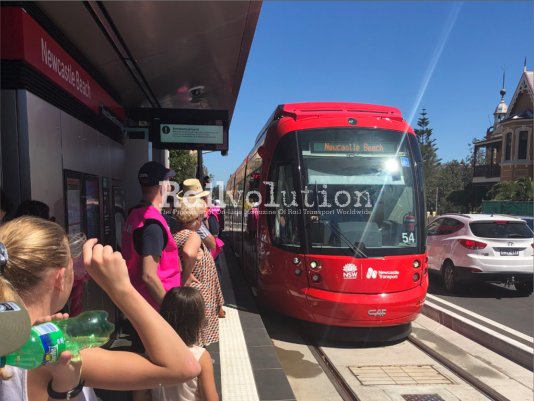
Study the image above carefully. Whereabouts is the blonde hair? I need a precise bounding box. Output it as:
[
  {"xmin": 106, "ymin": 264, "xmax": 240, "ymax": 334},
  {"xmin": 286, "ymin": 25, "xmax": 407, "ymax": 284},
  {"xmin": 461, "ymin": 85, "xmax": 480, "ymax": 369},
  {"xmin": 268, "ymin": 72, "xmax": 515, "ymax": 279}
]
[
  {"xmin": 0, "ymin": 216, "xmax": 70, "ymax": 300},
  {"xmin": 0, "ymin": 217, "xmax": 69, "ymax": 380},
  {"xmin": 175, "ymin": 198, "xmax": 207, "ymax": 225}
]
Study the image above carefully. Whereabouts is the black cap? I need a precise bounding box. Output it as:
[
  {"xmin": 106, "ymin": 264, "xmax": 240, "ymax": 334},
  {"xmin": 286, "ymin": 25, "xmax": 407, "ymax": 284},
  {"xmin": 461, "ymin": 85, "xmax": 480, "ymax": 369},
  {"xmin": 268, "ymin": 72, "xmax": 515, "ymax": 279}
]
[{"xmin": 138, "ymin": 161, "xmax": 176, "ymax": 187}]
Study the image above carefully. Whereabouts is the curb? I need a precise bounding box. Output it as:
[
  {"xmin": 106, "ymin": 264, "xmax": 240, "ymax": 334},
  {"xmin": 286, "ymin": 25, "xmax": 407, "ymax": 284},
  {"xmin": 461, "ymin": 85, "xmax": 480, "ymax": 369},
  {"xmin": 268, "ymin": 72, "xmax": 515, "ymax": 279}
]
[{"xmin": 422, "ymin": 300, "xmax": 533, "ymax": 371}]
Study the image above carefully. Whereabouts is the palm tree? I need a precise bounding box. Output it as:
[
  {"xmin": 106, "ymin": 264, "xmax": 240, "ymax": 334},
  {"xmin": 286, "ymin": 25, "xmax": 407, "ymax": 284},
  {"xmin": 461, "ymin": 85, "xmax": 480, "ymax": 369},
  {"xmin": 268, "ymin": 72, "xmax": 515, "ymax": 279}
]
[{"xmin": 487, "ymin": 177, "xmax": 533, "ymax": 201}]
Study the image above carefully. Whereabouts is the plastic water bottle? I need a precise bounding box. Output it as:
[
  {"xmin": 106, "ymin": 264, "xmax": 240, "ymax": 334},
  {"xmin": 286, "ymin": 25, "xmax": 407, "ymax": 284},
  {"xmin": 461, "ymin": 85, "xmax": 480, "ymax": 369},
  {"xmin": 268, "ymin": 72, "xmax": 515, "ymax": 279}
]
[{"xmin": 0, "ymin": 310, "xmax": 114, "ymax": 369}]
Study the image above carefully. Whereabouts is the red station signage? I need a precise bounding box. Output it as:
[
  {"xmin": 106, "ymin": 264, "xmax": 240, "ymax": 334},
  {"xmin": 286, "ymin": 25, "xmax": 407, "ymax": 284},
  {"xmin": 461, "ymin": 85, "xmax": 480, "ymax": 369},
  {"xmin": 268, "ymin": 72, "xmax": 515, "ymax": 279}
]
[{"xmin": 1, "ymin": 7, "xmax": 125, "ymax": 121}]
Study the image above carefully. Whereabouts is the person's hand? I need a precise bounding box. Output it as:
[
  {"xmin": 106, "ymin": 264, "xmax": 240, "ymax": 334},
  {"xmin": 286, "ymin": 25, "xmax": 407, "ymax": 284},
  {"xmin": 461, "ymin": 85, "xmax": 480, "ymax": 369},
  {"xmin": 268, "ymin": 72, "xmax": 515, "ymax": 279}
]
[
  {"xmin": 197, "ymin": 248, "xmax": 204, "ymax": 261},
  {"xmin": 46, "ymin": 351, "xmax": 83, "ymax": 394},
  {"xmin": 33, "ymin": 312, "xmax": 69, "ymax": 325},
  {"xmin": 83, "ymin": 239, "xmax": 131, "ymax": 295},
  {"xmin": 184, "ymin": 274, "xmax": 200, "ymax": 287}
]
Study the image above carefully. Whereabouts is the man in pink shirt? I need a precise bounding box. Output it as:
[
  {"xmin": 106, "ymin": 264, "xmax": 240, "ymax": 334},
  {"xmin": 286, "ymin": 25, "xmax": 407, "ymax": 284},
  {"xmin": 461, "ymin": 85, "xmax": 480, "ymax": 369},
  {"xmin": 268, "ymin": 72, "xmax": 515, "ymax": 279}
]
[{"xmin": 121, "ymin": 161, "xmax": 181, "ymax": 351}]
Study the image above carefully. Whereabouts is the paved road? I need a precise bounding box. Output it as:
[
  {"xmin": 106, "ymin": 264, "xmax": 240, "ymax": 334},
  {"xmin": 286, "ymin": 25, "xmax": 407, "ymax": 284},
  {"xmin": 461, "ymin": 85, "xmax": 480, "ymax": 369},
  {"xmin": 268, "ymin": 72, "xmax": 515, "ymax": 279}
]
[{"xmin": 427, "ymin": 271, "xmax": 533, "ymax": 337}]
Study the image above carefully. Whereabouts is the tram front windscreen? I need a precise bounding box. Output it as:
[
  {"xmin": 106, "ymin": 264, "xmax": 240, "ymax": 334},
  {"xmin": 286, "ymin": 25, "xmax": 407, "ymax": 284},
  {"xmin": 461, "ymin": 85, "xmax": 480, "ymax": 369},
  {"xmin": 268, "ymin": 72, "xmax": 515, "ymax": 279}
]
[{"xmin": 298, "ymin": 128, "xmax": 421, "ymax": 257}]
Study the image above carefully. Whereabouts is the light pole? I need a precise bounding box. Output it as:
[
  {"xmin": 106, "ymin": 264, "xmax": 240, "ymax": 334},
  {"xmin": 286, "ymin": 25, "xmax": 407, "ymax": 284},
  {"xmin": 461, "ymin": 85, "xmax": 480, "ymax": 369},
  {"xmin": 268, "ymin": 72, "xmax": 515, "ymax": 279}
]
[{"xmin": 435, "ymin": 187, "xmax": 439, "ymax": 215}]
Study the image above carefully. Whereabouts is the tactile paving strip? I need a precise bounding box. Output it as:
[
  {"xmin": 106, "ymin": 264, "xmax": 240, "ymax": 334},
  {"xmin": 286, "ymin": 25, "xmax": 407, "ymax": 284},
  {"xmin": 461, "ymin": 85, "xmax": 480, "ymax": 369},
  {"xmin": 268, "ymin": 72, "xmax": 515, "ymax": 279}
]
[
  {"xmin": 401, "ymin": 395, "xmax": 446, "ymax": 401},
  {"xmin": 349, "ymin": 365, "xmax": 453, "ymax": 386}
]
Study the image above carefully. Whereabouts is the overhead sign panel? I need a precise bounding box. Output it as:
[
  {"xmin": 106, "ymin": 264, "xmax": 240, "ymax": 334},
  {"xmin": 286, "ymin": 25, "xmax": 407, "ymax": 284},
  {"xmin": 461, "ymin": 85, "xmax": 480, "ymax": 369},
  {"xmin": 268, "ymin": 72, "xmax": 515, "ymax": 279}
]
[
  {"xmin": 130, "ymin": 108, "xmax": 229, "ymax": 153},
  {"xmin": 160, "ymin": 124, "xmax": 224, "ymax": 145}
]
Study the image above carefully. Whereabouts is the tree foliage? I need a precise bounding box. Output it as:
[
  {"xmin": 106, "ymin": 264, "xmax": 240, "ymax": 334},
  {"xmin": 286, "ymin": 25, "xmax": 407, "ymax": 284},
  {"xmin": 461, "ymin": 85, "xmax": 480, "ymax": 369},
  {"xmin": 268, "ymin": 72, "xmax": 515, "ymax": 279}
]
[
  {"xmin": 487, "ymin": 177, "xmax": 534, "ymax": 201},
  {"xmin": 414, "ymin": 109, "xmax": 441, "ymax": 212},
  {"xmin": 435, "ymin": 160, "xmax": 474, "ymax": 213},
  {"xmin": 169, "ymin": 150, "xmax": 197, "ymax": 185}
]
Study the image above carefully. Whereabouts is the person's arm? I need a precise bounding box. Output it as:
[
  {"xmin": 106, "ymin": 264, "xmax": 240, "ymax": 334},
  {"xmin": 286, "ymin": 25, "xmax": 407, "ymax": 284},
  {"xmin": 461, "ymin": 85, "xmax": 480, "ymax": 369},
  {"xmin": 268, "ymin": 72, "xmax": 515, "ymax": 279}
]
[
  {"xmin": 198, "ymin": 350, "xmax": 219, "ymax": 401},
  {"xmin": 207, "ymin": 215, "xmax": 219, "ymax": 236},
  {"xmin": 219, "ymin": 211, "xmax": 224, "ymax": 233},
  {"xmin": 46, "ymin": 351, "xmax": 83, "ymax": 401},
  {"xmin": 142, "ymin": 255, "xmax": 165, "ymax": 306},
  {"xmin": 80, "ymin": 240, "xmax": 201, "ymax": 390},
  {"xmin": 31, "ymin": 315, "xmax": 83, "ymax": 401},
  {"xmin": 182, "ymin": 232, "xmax": 201, "ymax": 286},
  {"xmin": 140, "ymin": 224, "xmax": 166, "ymax": 306},
  {"xmin": 197, "ymin": 224, "xmax": 216, "ymax": 250}
]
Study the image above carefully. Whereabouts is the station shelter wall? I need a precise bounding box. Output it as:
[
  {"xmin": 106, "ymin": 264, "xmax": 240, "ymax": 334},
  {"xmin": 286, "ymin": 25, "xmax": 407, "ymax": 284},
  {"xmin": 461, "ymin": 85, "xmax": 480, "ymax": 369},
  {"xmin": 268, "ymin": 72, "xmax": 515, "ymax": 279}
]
[{"xmin": 1, "ymin": 88, "xmax": 125, "ymax": 231}]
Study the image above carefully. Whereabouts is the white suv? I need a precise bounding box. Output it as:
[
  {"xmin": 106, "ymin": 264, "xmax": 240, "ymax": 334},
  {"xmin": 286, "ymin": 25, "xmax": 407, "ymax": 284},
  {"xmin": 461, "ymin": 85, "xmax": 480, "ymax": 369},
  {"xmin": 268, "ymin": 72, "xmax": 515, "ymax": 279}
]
[{"xmin": 426, "ymin": 214, "xmax": 534, "ymax": 295}]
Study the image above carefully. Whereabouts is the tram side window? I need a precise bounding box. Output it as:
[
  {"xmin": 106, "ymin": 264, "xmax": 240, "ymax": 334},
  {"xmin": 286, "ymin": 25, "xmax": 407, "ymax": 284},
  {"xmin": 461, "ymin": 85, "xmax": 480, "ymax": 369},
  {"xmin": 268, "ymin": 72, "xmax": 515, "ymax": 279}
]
[{"xmin": 270, "ymin": 164, "xmax": 301, "ymax": 248}]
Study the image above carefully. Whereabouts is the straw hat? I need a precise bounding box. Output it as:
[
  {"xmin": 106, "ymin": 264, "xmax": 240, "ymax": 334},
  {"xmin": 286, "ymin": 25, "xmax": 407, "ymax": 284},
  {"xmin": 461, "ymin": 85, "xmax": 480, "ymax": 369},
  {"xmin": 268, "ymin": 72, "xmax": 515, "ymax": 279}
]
[{"xmin": 177, "ymin": 178, "xmax": 210, "ymax": 200}]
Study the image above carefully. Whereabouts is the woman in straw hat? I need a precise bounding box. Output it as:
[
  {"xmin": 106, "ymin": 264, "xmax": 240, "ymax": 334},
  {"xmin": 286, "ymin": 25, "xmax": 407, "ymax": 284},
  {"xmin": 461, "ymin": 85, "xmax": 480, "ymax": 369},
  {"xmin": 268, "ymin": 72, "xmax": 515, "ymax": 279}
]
[{"xmin": 174, "ymin": 195, "xmax": 224, "ymax": 346}]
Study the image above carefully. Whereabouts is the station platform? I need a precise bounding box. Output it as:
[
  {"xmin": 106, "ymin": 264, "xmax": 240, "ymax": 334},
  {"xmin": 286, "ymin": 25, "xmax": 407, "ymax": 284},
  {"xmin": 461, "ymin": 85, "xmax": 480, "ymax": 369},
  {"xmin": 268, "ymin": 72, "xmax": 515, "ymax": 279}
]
[{"xmin": 214, "ymin": 245, "xmax": 297, "ymax": 401}]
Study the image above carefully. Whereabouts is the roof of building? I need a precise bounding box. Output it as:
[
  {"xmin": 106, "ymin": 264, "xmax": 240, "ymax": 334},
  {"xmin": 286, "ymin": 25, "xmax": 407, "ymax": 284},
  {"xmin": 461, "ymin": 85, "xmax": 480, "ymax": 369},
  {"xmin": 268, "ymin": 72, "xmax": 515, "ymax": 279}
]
[
  {"xmin": 494, "ymin": 98, "xmax": 508, "ymax": 115},
  {"xmin": 506, "ymin": 68, "xmax": 534, "ymax": 119}
]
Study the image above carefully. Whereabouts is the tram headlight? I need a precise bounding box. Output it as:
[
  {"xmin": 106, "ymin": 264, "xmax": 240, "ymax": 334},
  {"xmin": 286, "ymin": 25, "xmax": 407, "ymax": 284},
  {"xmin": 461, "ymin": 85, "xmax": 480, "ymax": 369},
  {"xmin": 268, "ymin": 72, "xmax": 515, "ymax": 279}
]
[
  {"xmin": 294, "ymin": 268, "xmax": 303, "ymax": 276},
  {"xmin": 311, "ymin": 273, "xmax": 321, "ymax": 282},
  {"xmin": 412, "ymin": 273, "xmax": 420, "ymax": 281},
  {"xmin": 413, "ymin": 260, "xmax": 421, "ymax": 268},
  {"xmin": 310, "ymin": 261, "xmax": 321, "ymax": 271}
]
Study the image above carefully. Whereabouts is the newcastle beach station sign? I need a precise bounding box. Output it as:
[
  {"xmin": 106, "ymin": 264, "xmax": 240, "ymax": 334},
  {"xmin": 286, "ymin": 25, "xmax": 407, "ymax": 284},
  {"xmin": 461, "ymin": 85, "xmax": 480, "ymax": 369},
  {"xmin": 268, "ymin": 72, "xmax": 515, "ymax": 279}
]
[{"xmin": 1, "ymin": 7, "xmax": 124, "ymax": 121}]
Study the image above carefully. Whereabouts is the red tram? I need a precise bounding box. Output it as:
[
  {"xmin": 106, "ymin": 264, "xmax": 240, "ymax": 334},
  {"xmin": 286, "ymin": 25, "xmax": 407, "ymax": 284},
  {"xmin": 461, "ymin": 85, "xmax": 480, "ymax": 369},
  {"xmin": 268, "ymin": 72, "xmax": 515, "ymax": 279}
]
[{"xmin": 224, "ymin": 102, "xmax": 428, "ymax": 332}]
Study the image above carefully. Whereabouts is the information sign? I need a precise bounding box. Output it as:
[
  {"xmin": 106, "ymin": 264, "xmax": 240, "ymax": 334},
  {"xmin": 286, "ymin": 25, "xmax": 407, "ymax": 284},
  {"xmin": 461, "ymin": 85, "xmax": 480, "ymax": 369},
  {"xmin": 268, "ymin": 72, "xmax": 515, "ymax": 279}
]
[{"xmin": 160, "ymin": 124, "xmax": 224, "ymax": 145}]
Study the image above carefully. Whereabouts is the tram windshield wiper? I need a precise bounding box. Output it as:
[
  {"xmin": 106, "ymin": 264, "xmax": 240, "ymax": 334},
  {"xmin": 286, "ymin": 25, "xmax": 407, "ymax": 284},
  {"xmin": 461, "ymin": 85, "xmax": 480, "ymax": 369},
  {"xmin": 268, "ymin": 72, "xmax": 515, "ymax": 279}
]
[
  {"xmin": 326, "ymin": 219, "xmax": 368, "ymax": 258},
  {"xmin": 310, "ymin": 182, "xmax": 368, "ymax": 258}
]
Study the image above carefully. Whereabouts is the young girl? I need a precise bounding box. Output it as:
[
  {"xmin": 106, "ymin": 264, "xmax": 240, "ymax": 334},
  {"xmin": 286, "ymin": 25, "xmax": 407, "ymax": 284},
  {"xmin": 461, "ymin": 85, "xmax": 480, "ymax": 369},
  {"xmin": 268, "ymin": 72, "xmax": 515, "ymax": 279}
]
[
  {"xmin": 0, "ymin": 216, "xmax": 201, "ymax": 401},
  {"xmin": 138, "ymin": 287, "xmax": 219, "ymax": 401}
]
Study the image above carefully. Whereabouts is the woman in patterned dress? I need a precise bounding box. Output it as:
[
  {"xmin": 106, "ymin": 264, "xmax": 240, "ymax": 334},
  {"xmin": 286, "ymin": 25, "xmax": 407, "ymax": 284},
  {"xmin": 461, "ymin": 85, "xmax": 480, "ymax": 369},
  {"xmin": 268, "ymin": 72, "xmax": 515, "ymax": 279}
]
[{"xmin": 174, "ymin": 198, "xmax": 224, "ymax": 346}]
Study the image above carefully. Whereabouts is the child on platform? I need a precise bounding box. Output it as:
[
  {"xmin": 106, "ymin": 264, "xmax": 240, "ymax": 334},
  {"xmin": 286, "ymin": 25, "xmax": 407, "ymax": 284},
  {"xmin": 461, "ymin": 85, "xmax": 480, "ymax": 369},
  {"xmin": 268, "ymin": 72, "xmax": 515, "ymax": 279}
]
[{"xmin": 138, "ymin": 287, "xmax": 219, "ymax": 401}]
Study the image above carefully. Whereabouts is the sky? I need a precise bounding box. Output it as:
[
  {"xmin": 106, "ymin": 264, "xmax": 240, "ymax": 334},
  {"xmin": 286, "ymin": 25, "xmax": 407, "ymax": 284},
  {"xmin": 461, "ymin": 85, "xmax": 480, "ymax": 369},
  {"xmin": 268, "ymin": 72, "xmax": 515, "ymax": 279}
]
[{"xmin": 204, "ymin": 1, "xmax": 533, "ymax": 185}]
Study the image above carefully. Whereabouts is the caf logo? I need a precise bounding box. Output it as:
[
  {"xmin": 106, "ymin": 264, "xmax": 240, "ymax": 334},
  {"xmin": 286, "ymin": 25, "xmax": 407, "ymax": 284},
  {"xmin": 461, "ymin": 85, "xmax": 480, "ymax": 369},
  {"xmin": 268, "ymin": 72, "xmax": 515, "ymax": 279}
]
[{"xmin": 162, "ymin": 126, "xmax": 171, "ymax": 134}]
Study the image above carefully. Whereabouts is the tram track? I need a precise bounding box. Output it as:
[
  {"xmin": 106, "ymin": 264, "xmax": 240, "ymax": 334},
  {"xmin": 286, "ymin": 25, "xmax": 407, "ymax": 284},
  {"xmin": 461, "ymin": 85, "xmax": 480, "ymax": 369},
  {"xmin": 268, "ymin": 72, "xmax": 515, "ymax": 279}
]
[
  {"xmin": 305, "ymin": 340, "xmax": 361, "ymax": 401},
  {"xmin": 300, "ymin": 324, "xmax": 512, "ymax": 401},
  {"xmin": 407, "ymin": 334, "xmax": 509, "ymax": 401}
]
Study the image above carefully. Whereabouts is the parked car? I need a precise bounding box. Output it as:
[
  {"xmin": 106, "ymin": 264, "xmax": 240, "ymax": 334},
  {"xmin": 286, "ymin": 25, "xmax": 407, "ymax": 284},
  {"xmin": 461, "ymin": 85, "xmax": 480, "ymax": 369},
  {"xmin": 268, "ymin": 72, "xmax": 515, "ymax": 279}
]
[{"xmin": 426, "ymin": 214, "xmax": 534, "ymax": 295}]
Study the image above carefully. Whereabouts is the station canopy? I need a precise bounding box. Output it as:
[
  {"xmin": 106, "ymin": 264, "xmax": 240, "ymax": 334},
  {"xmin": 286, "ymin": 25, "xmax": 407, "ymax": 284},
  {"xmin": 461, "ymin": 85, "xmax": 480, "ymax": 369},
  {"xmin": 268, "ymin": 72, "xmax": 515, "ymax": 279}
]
[{"xmin": 34, "ymin": 1, "xmax": 261, "ymax": 123}]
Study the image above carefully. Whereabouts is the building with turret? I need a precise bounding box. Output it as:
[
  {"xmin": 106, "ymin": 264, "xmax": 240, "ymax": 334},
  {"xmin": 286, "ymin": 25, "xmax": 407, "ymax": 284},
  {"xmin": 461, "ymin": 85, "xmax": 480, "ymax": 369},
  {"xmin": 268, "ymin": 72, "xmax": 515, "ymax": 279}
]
[{"xmin": 472, "ymin": 63, "xmax": 533, "ymax": 189}]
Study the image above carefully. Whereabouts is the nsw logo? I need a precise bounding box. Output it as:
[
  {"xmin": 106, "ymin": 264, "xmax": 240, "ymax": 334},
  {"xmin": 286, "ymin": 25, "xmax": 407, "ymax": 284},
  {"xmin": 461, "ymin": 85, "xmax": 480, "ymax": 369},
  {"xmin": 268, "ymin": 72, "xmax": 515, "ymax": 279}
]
[{"xmin": 342, "ymin": 263, "xmax": 358, "ymax": 280}]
